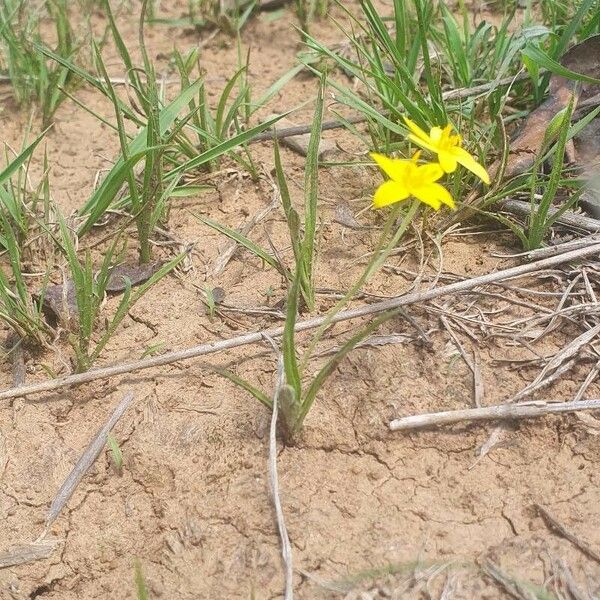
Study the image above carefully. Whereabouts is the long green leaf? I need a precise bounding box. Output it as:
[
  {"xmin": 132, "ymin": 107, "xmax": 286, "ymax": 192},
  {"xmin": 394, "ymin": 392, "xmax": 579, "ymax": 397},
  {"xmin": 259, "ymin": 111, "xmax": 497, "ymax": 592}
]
[
  {"xmin": 301, "ymin": 76, "xmax": 325, "ymax": 310},
  {"xmin": 299, "ymin": 308, "xmax": 404, "ymax": 430},
  {"xmin": 212, "ymin": 367, "xmax": 272, "ymax": 409},
  {"xmin": 0, "ymin": 129, "xmax": 46, "ymax": 186},
  {"xmin": 521, "ymin": 44, "xmax": 600, "ymax": 85},
  {"xmin": 79, "ymin": 78, "xmax": 204, "ymax": 219},
  {"xmin": 166, "ymin": 112, "xmax": 288, "ymax": 180},
  {"xmin": 193, "ymin": 213, "xmax": 290, "ymax": 278},
  {"xmin": 78, "ymin": 147, "xmax": 163, "ymax": 235}
]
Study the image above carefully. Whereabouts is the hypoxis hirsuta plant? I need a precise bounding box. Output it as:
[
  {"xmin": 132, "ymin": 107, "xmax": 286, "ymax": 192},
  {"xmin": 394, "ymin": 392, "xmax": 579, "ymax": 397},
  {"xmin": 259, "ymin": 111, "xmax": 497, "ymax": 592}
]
[
  {"xmin": 56, "ymin": 213, "xmax": 185, "ymax": 372},
  {"xmin": 217, "ymin": 101, "xmax": 489, "ymax": 440}
]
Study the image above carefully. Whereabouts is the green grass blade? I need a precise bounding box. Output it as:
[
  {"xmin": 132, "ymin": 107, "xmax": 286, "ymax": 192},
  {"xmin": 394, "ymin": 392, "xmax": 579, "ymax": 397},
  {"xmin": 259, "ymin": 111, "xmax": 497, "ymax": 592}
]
[
  {"xmin": 78, "ymin": 147, "xmax": 164, "ymax": 235},
  {"xmin": 212, "ymin": 367, "xmax": 272, "ymax": 409},
  {"xmin": 299, "ymin": 308, "xmax": 403, "ymax": 429},
  {"xmin": 521, "ymin": 44, "xmax": 600, "ymax": 85},
  {"xmin": 551, "ymin": 0, "xmax": 598, "ymax": 59},
  {"xmin": 166, "ymin": 112, "xmax": 288, "ymax": 180},
  {"xmin": 0, "ymin": 129, "xmax": 46, "ymax": 186},
  {"xmin": 282, "ymin": 270, "xmax": 302, "ymax": 404},
  {"xmin": 300, "ymin": 75, "xmax": 325, "ymax": 309},
  {"xmin": 193, "ymin": 213, "xmax": 290, "ymax": 278}
]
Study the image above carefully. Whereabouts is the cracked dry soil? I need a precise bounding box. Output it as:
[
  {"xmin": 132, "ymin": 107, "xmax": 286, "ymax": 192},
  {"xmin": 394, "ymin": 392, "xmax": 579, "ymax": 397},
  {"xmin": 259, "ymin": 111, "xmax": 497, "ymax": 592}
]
[{"xmin": 1, "ymin": 1, "xmax": 600, "ymax": 598}]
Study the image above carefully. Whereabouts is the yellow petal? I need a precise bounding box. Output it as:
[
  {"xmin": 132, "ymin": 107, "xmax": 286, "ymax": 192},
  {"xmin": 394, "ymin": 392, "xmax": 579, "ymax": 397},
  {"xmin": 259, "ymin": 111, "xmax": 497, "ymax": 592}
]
[
  {"xmin": 373, "ymin": 180, "xmax": 410, "ymax": 208},
  {"xmin": 403, "ymin": 117, "xmax": 432, "ymax": 143},
  {"xmin": 413, "ymin": 182, "xmax": 455, "ymax": 210},
  {"xmin": 410, "ymin": 184, "xmax": 442, "ymax": 210},
  {"xmin": 438, "ymin": 149, "xmax": 458, "ymax": 173},
  {"xmin": 370, "ymin": 152, "xmax": 410, "ymax": 182},
  {"xmin": 407, "ymin": 133, "xmax": 439, "ymax": 155},
  {"xmin": 416, "ymin": 162, "xmax": 444, "ymax": 183},
  {"xmin": 451, "ymin": 147, "xmax": 490, "ymax": 184}
]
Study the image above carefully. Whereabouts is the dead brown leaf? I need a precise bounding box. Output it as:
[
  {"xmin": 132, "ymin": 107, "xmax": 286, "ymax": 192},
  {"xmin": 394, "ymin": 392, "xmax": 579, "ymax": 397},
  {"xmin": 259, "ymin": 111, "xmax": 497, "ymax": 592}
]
[{"xmin": 41, "ymin": 261, "xmax": 164, "ymax": 327}]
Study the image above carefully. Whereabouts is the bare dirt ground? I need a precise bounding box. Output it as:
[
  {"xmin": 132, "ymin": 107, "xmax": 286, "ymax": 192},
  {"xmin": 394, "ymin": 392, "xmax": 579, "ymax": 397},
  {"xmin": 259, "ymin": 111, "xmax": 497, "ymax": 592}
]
[{"xmin": 1, "ymin": 2, "xmax": 600, "ymax": 599}]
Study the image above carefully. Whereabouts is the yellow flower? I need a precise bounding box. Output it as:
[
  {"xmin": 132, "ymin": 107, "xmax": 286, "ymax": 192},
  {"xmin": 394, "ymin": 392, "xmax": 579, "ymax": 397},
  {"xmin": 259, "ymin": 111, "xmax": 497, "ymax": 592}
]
[
  {"xmin": 404, "ymin": 117, "xmax": 490, "ymax": 185},
  {"xmin": 370, "ymin": 152, "xmax": 455, "ymax": 211}
]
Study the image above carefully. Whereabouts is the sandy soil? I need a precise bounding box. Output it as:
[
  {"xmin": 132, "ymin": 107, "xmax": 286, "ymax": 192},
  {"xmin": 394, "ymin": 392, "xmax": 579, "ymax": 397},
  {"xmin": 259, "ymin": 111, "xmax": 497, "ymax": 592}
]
[{"xmin": 1, "ymin": 2, "xmax": 600, "ymax": 599}]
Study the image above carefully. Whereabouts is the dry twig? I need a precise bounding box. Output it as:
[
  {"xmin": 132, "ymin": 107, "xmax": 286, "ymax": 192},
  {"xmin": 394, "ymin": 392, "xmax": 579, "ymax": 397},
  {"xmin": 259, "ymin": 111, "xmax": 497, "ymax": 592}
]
[
  {"xmin": 536, "ymin": 504, "xmax": 600, "ymax": 565},
  {"xmin": 502, "ymin": 199, "xmax": 600, "ymax": 233},
  {"xmin": 263, "ymin": 334, "xmax": 294, "ymax": 600},
  {"xmin": 44, "ymin": 392, "xmax": 135, "ymax": 530},
  {"xmin": 389, "ymin": 399, "xmax": 600, "ymax": 431},
  {"xmin": 483, "ymin": 561, "xmax": 540, "ymax": 600},
  {"xmin": 510, "ymin": 324, "xmax": 600, "ymax": 402},
  {"xmin": 0, "ymin": 540, "xmax": 60, "ymax": 569}
]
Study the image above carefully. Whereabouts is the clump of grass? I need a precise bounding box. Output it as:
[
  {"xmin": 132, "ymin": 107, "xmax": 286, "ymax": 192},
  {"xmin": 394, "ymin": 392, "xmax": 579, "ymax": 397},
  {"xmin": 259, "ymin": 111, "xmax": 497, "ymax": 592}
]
[
  {"xmin": 0, "ymin": 132, "xmax": 54, "ymax": 347},
  {"xmin": 0, "ymin": 0, "xmax": 86, "ymax": 126},
  {"xmin": 147, "ymin": 0, "xmax": 258, "ymax": 33},
  {"xmin": 0, "ymin": 209, "xmax": 51, "ymax": 347},
  {"xmin": 39, "ymin": 0, "xmax": 289, "ymax": 258},
  {"xmin": 57, "ymin": 212, "xmax": 185, "ymax": 372},
  {"xmin": 296, "ymin": 0, "xmax": 329, "ymax": 34},
  {"xmin": 489, "ymin": 97, "xmax": 599, "ymax": 250}
]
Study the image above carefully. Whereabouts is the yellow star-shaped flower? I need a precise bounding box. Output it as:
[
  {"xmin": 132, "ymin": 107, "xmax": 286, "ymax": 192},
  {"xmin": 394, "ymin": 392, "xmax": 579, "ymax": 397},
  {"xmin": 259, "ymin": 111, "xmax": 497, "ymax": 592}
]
[
  {"xmin": 404, "ymin": 117, "xmax": 490, "ymax": 185},
  {"xmin": 370, "ymin": 152, "xmax": 455, "ymax": 211}
]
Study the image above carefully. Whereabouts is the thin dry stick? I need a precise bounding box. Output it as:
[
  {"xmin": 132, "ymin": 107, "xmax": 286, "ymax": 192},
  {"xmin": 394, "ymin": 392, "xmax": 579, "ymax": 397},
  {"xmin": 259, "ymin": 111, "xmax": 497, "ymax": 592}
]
[
  {"xmin": 536, "ymin": 504, "xmax": 600, "ymax": 565},
  {"xmin": 440, "ymin": 315, "xmax": 483, "ymax": 407},
  {"xmin": 520, "ymin": 233, "xmax": 600, "ymax": 261},
  {"xmin": 554, "ymin": 557, "xmax": 589, "ymax": 600},
  {"xmin": 389, "ymin": 399, "xmax": 600, "ymax": 431},
  {"xmin": 502, "ymin": 199, "xmax": 600, "ymax": 233},
  {"xmin": 44, "ymin": 392, "xmax": 135, "ymax": 530},
  {"xmin": 0, "ymin": 540, "xmax": 59, "ymax": 569},
  {"xmin": 3, "ymin": 242, "xmax": 600, "ymax": 402},
  {"xmin": 483, "ymin": 561, "xmax": 539, "ymax": 600},
  {"xmin": 263, "ymin": 335, "xmax": 293, "ymax": 600},
  {"xmin": 573, "ymin": 359, "xmax": 600, "ymax": 401},
  {"xmin": 509, "ymin": 358, "xmax": 578, "ymax": 402}
]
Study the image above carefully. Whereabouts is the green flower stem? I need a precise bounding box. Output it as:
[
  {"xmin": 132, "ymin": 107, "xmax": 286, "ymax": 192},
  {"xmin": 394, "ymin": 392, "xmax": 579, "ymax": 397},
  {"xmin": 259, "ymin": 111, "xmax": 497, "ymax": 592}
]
[{"xmin": 299, "ymin": 198, "xmax": 420, "ymax": 370}]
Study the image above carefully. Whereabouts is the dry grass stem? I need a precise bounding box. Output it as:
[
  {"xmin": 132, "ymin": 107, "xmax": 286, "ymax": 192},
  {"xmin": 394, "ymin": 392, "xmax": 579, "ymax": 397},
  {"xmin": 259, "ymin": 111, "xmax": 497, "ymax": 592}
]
[
  {"xmin": 44, "ymin": 392, "xmax": 135, "ymax": 529},
  {"xmin": 0, "ymin": 540, "xmax": 60, "ymax": 569},
  {"xmin": 536, "ymin": 504, "xmax": 600, "ymax": 565},
  {"xmin": 263, "ymin": 334, "xmax": 294, "ymax": 600},
  {"xmin": 389, "ymin": 399, "xmax": 600, "ymax": 431}
]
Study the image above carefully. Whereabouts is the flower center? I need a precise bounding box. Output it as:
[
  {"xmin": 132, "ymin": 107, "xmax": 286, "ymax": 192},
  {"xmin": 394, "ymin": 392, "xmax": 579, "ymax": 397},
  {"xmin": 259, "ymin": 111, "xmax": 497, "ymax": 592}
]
[
  {"xmin": 404, "ymin": 163, "xmax": 425, "ymax": 190},
  {"xmin": 438, "ymin": 128, "xmax": 460, "ymax": 151}
]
